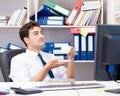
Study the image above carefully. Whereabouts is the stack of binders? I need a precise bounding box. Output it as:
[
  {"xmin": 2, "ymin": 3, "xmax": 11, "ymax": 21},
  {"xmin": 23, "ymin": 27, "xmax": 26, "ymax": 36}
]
[
  {"xmin": 38, "ymin": 16, "xmax": 65, "ymax": 26},
  {"xmin": 42, "ymin": 42, "xmax": 70, "ymax": 60},
  {"xmin": 71, "ymin": 27, "xmax": 95, "ymax": 60},
  {"xmin": 30, "ymin": 0, "xmax": 71, "ymax": 26}
]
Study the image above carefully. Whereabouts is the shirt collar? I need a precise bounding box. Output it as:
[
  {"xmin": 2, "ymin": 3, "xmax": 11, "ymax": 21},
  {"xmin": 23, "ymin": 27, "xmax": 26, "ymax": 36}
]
[{"xmin": 26, "ymin": 49, "xmax": 41, "ymax": 58}]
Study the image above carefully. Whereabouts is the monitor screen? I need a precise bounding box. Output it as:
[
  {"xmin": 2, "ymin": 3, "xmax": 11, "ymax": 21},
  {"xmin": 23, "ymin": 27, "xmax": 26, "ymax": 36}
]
[{"xmin": 94, "ymin": 24, "xmax": 120, "ymax": 81}]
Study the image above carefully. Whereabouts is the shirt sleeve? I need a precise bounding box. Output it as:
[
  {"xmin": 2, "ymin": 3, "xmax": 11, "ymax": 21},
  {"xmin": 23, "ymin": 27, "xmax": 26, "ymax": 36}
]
[{"xmin": 9, "ymin": 55, "xmax": 31, "ymax": 82}]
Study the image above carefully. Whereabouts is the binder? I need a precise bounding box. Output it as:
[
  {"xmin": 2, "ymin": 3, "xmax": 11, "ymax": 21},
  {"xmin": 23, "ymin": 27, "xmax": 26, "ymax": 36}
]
[
  {"xmin": 81, "ymin": 35, "xmax": 87, "ymax": 60},
  {"xmin": 70, "ymin": 27, "xmax": 95, "ymax": 34},
  {"xmin": 30, "ymin": 4, "xmax": 59, "ymax": 20},
  {"xmin": 38, "ymin": 18, "xmax": 64, "ymax": 26},
  {"xmin": 42, "ymin": 42, "xmax": 70, "ymax": 54},
  {"xmin": 73, "ymin": 34, "xmax": 81, "ymax": 60},
  {"xmin": 7, "ymin": 43, "xmax": 22, "ymax": 50},
  {"xmin": 65, "ymin": 0, "xmax": 83, "ymax": 25},
  {"xmin": 53, "ymin": 42, "xmax": 70, "ymax": 54},
  {"xmin": 45, "ymin": 0, "xmax": 70, "ymax": 17},
  {"xmin": 0, "ymin": 47, "xmax": 8, "ymax": 53},
  {"xmin": 87, "ymin": 34, "xmax": 95, "ymax": 60},
  {"xmin": 38, "ymin": 16, "xmax": 65, "ymax": 21},
  {"xmin": 55, "ymin": 54, "xmax": 68, "ymax": 60}
]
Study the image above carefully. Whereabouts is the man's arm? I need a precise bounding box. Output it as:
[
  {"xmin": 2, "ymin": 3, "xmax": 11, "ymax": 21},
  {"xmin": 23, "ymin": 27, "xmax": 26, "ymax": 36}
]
[
  {"xmin": 66, "ymin": 47, "xmax": 76, "ymax": 79},
  {"xmin": 30, "ymin": 59, "xmax": 69, "ymax": 81}
]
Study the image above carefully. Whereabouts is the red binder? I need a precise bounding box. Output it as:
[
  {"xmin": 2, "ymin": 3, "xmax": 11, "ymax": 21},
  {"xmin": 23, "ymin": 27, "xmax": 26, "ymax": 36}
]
[
  {"xmin": 65, "ymin": 0, "xmax": 83, "ymax": 25},
  {"xmin": 70, "ymin": 27, "xmax": 96, "ymax": 34}
]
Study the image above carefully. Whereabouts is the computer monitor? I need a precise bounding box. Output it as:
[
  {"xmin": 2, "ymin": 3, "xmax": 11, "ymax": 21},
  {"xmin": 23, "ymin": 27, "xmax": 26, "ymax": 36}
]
[{"xmin": 94, "ymin": 24, "xmax": 120, "ymax": 81}]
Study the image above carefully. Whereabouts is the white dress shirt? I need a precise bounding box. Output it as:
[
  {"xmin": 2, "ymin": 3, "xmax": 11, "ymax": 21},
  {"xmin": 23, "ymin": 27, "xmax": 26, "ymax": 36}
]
[{"xmin": 9, "ymin": 49, "xmax": 67, "ymax": 82}]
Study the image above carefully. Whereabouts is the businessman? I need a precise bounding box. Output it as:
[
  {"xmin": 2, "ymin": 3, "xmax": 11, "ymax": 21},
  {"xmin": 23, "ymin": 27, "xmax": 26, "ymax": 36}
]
[{"xmin": 9, "ymin": 21, "xmax": 76, "ymax": 82}]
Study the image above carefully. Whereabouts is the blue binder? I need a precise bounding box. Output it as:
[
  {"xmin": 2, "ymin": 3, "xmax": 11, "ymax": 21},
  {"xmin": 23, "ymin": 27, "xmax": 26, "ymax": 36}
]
[
  {"xmin": 7, "ymin": 43, "xmax": 22, "ymax": 50},
  {"xmin": 80, "ymin": 35, "xmax": 87, "ymax": 60},
  {"xmin": 30, "ymin": 4, "xmax": 59, "ymax": 20},
  {"xmin": 87, "ymin": 34, "xmax": 95, "ymax": 60},
  {"xmin": 38, "ymin": 18, "xmax": 64, "ymax": 26},
  {"xmin": 73, "ymin": 34, "xmax": 81, "ymax": 60}
]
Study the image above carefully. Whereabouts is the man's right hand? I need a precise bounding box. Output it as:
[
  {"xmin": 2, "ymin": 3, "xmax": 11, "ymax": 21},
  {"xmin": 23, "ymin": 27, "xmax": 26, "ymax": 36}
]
[{"xmin": 45, "ymin": 59, "xmax": 69, "ymax": 71}]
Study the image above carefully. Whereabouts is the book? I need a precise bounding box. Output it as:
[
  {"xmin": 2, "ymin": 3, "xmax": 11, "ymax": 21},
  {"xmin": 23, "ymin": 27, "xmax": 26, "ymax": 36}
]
[
  {"xmin": 81, "ymin": 1, "xmax": 101, "ymax": 10},
  {"xmin": 65, "ymin": 0, "xmax": 83, "ymax": 25},
  {"xmin": 15, "ymin": 7, "xmax": 27, "ymax": 26},
  {"xmin": 0, "ymin": 16, "xmax": 10, "ymax": 20},
  {"xmin": 73, "ymin": 10, "xmax": 85, "ymax": 26},
  {"xmin": 7, "ymin": 9, "xmax": 21, "ymax": 26},
  {"xmin": 45, "ymin": 0, "xmax": 70, "ymax": 17}
]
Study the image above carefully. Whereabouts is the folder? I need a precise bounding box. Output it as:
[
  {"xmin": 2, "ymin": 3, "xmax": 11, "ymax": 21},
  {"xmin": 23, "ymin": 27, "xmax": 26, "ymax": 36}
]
[
  {"xmin": 38, "ymin": 18, "xmax": 64, "ymax": 26},
  {"xmin": 55, "ymin": 54, "xmax": 68, "ymax": 60},
  {"xmin": 81, "ymin": 36, "xmax": 87, "ymax": 60},
  {"xmin": 38, "ymin": 16, "xmax": 65, "ymax": 21},
  {"xmin": 73, "ymin": 34, "xmax": 81, "ymax": 60},
  {"xmin": 42, "ymin": 42, "xmax": 70, "ymax": 54},
  {"xmin": 65, "ymin": 0, "xmax": 83, "ymax": 25},
  {"xmin": 70, "ymin": 27, "xmax": 95, "ymax": 34},
  {"xmin": 87, "ymin": 34, "xmax": 95, "ymax": 60},
  {"xmin": 45, "ymin": 0, "xmax": 70, "ymax": 17},
  {"xmin": 30, "ymin": 4, "xmax": 59, "ymax": 20},
  {"xmin": 0, "ymin": 47, "xmax": 8, "ymax": 53},
  {"xmin": 52, "ymin": 42, "xmax": 70, "ymax": 54},
  {"xmin": 7, "ymin": 43, "xmax": 22, "ymax": 50}
]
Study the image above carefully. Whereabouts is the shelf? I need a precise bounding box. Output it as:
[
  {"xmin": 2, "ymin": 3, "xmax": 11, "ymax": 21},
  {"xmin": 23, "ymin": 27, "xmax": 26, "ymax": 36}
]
[{"xmin": 41, "ymin": 25, "xmax": 96, "ymax": 28}]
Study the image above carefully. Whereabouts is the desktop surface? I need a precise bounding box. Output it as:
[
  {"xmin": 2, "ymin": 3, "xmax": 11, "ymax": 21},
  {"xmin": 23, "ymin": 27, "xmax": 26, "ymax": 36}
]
[{"xmin": 0, "ymin": 81, "xmax": 120, "ymax": 96}]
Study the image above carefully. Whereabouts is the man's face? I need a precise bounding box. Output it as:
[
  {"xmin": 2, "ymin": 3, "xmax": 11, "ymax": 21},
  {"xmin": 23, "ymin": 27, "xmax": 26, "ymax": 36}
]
[{"xmin": 25, "ymin": 26, "xmax": 45, "ymax": 49}]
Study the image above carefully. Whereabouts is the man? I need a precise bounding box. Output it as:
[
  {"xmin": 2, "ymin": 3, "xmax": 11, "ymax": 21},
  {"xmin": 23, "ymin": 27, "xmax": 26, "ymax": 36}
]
[{"xmin": 9, "ymin": 21, "xmax": 76, "ymax": 82}]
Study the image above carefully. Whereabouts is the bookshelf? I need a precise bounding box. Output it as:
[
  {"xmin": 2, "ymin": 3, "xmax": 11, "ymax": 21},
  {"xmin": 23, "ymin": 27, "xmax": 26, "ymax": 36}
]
[{"xmin": 0, "ymin": 0, "xmax": 103, "ymax": 81}]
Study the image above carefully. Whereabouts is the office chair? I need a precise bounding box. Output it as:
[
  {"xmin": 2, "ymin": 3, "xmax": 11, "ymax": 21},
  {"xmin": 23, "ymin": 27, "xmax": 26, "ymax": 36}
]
[{"xmin": 0, "ymin": 49, "xmax": 26, "ymax": 82}]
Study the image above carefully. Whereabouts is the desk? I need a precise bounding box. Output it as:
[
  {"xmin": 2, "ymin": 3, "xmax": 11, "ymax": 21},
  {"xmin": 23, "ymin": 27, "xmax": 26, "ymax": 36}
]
[{"xmin": 0, "ymin": 81, "xmax": 120, "ymax": 96}]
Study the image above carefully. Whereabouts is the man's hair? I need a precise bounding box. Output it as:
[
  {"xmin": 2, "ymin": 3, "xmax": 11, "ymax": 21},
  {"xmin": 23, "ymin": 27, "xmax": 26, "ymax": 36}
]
[{"xmin": 19, "ymin": 21, "xmax": 40, "ymax": 46}]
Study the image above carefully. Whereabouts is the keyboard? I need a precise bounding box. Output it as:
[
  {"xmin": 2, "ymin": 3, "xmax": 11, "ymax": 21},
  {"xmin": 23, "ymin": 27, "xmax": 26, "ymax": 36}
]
[
  {"xmin": 35, "ymin": 83, "xmax": 104, "ymax": 91},
  {"xmin": 105, "ymin": 88, "xmax": 120, "ymax": 94}
]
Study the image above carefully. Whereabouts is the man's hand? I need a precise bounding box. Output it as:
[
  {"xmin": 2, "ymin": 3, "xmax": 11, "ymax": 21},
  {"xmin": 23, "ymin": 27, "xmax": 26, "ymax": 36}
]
[
  {"xmin": 45, "ymin": 59, "xmax": 69, "ymax": 71},
  {"xmin": 67, "ymin": 47, "xmax": 76, "ymax": 60}
]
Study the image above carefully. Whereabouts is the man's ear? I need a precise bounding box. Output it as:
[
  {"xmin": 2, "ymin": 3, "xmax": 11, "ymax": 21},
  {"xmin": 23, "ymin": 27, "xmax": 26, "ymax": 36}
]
[{"xmin": 24, "ymin": 37, "xmax": 29, "ymax": 44}]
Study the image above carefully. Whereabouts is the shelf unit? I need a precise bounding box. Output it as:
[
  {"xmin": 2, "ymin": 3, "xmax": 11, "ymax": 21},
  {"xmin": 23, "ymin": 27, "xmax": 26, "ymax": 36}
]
[{"xmin": 0, "ymin": 0, "xmax": 103, "ymax": 81}]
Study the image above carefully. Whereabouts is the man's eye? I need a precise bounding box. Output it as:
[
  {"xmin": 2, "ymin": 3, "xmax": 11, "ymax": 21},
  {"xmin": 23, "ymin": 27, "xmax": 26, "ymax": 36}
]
[{"xmin": 34, "ymin": 32, "xmax": 38, "ymax": 35}]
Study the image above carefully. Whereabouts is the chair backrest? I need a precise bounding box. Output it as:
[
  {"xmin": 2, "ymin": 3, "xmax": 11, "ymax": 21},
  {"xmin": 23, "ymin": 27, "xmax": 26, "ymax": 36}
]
[{"xmin": 0, "ymin": 49, "xmax": 25, "ymax": 82}]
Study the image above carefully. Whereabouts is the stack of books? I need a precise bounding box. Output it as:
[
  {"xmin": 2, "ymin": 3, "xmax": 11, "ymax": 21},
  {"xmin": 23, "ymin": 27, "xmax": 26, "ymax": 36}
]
[
  {"xmin": 64, "ymin": 0, "xmax": 101, "ymax": 26},
  {"xmin": 0, "ymin": 16, "xmax": 10, "ymax": 26},
  {"xmin": 7, "ymin": 7, "xmax": 27, "ymax": 26}
]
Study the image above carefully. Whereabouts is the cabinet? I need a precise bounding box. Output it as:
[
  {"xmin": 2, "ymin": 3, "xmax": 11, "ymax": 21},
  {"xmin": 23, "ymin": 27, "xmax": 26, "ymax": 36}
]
[{"xmin": 0, "ymin": 0, "xmax": 103, "ymax": 81}]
